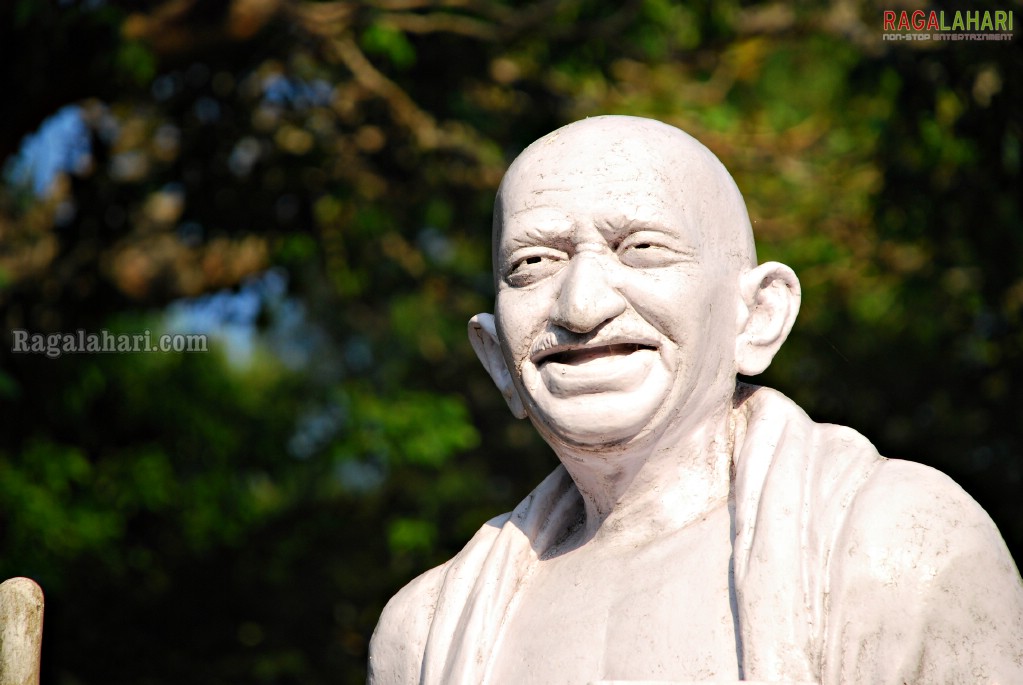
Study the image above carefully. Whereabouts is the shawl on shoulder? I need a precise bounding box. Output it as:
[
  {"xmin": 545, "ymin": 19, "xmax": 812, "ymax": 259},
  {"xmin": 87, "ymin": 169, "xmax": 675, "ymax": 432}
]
[{"xmin": 368, "ymin": 386, "xmax": 1023, "ymax": 684}]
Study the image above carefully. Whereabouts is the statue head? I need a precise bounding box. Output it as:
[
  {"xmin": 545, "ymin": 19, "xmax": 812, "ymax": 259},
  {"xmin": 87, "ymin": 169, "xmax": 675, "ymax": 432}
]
[{"xmin": 470, "ymin": 116, "xmax": 800, "ymax": 450}]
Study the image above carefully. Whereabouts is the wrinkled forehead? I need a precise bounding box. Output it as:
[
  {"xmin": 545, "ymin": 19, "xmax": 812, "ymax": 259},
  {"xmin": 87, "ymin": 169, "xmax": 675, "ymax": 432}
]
[
  {"xmin": 498, "ymin": 118, "xmax": 682, "ymax": 205},
  {"xmin": 493, "ymin": 117, "xmax": 755, "ymax": 266},
  {"xmin": 503, "ymin": 123, "xmax": 671, "ymax": 190}
]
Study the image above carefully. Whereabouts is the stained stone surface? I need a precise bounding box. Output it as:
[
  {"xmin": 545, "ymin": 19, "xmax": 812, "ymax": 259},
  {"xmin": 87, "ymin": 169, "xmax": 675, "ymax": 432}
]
[
  {"xmin": 0, "ymin": 577, "xmax": 43, "ymax": 685},
  {"xmin": 367, "ymin": 116, "xmax": 1023, "ymax": 685}
]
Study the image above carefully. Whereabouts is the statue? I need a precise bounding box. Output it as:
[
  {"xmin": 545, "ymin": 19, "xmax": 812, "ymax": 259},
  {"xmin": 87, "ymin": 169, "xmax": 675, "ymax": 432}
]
[{"xmin": 367, "ymin": 116, "xmax": 1023, "ymax": 684}]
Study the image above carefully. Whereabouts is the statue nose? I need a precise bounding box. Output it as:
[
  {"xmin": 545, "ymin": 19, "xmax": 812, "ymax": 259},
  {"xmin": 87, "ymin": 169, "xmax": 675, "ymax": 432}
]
[{"xmin": 550, "ymin": 254, "xmax": 627, "ymax": 334}]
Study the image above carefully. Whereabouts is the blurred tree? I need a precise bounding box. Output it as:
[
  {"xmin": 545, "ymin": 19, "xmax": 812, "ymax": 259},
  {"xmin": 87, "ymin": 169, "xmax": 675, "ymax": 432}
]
[{"xmin": 0, "ymin": 0, "xmax": 1019, "ymax": 683}]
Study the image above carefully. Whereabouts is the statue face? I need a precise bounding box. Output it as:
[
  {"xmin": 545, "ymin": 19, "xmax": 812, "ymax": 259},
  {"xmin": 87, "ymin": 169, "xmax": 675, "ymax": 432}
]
[{"xmin": 493, "ymin": 122, "xmax": 741, "ymax": 447}]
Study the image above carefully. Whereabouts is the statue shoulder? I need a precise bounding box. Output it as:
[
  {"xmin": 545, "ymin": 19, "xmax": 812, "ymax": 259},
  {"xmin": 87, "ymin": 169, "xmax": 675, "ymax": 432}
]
[
  {"xmin": 366, "ymin": 511, "xmax": 514, "ymax": 684},
  {"xmin": 824, "ymin": 458, "xmax": 1023, "ymax": 683},
  {"xmin": 367, "ymin": 562, "xmax": 448, "ymax": 685},
  {"xmin": 842, "ymin": 458, "xmax": 1016, "ymax": 576}
]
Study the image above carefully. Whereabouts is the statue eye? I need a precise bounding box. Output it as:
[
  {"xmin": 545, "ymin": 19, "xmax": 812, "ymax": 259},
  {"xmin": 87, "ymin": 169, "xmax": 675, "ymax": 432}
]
[
  {"xmin": 618, "ymin": 232, "xmax": 692, "ymax": 268},
  {"xmin": 619, "ymin": 239, "xmax": 669, "ymax": 267},
  {"xmin": 505, "ymin": 250, "xmax": 567, "ymax": 286}
]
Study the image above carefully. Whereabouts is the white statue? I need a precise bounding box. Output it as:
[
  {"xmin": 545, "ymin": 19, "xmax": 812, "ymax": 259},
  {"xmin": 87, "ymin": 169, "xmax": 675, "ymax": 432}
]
[{"xmin": 367, "ymin": 116, "xmax": 1023, "ymax": 685}]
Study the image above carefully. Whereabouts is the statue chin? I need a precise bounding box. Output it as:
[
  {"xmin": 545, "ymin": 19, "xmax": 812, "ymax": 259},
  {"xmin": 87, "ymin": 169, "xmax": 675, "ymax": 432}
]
[
  {"xmin": 520, "ymin": 352, "xmax": 675, "ymax": 447},
  {"xmin": 526, "ymin": 391, "xmax": 665, "ymax": 448}
]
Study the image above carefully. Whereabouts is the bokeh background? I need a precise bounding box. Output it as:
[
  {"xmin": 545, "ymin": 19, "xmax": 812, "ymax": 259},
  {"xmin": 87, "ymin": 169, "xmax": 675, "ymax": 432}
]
[{"xmin": 1, "ymin": 1, "xmax": 1020, "ymax": 682}]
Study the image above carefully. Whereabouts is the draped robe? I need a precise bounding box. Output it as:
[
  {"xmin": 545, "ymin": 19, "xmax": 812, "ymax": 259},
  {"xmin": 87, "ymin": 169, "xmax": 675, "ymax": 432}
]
[{"xmin": 368, "ymin": 386, "xmax": 1023, "ymax": 684}]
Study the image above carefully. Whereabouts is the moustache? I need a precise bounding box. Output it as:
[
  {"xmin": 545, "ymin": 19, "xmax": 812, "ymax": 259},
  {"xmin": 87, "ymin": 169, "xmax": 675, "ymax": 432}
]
[{"xmin": 529, "ymin": 323, "xmax": 661, "ymax": 364}]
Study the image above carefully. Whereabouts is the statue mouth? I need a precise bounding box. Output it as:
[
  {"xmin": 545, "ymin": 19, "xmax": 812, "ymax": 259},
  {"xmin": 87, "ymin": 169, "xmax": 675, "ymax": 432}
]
[
  {"xmin": 534, "ymin": 342, "xmax": 658, "ymax": 367},
  {"xmin": 530, "ymin": 340, "xmax": 661, "ymax": 398}
]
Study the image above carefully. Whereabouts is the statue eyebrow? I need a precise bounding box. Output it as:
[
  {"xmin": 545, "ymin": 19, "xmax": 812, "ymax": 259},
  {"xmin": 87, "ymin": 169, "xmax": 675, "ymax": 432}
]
[
  {"xmin": 595, "ymin": 214, "xmax": 672, "ymax": 241},
  {"xmin": 503, "ymin": 220, "xmax": 574, "ymax": 250}
]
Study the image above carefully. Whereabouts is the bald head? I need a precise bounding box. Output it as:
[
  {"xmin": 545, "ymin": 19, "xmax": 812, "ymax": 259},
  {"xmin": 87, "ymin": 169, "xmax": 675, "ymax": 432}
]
[
  {"xmin": 493, "ymin": 116, "xmax": 757, "ymax": 275},
  {"xmin": 472, "ymin": 115, "xmax": 800, "ymax": 445}
]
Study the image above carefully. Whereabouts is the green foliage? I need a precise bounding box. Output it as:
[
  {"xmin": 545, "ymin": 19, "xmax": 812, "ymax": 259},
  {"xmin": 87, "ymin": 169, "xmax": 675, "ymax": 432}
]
[
  {"xmin": 347, "ymin": 387, "xmax": 479, "ymax": 469},
  {"xmin": 0, "ymin": 1, "xmax": 1020, "ymax": 683},
  {"xmin": 116, "ymin": 40, "xmax": 157, "ymax": 86},
  {"xmin": 0, "ymin": 441, "xmax": 120, "ymax": 562},
  {"xmin": 361, "ymin": 23, "xmax": 417, "ymax": 70},
  {"xmin": 388, "ymin": 517, "xmax": 436, "ymax": 554}
]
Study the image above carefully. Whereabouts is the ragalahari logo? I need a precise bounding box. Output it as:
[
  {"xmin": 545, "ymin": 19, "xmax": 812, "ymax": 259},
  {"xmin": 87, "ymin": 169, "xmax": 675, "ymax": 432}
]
[{"xmin": 882, "ymin": 9, "xmax": 1014, "ymax": 41}]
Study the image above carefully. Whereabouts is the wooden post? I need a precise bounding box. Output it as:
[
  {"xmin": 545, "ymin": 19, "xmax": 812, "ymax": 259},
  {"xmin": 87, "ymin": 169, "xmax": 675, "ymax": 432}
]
[{"xmin": 0, "ymin": 578, "xmax": 43, "ymax": 685}]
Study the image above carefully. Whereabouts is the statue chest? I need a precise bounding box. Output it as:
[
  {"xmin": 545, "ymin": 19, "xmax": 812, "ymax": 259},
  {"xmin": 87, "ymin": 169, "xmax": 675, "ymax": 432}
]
[{"xmin": 487, "ymin": 502, "xmax": 739, "ymax": 683}]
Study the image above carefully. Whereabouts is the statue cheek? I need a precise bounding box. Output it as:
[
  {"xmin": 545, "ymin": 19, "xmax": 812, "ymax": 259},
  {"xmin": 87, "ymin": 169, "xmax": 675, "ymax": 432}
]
[{"xmin": 498, "ymin": 293, "xmax": 552, "ymax": 349}]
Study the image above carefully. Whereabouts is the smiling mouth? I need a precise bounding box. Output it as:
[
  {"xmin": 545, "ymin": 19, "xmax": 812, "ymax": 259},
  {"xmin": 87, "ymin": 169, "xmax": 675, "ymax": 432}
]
[{"xmin": 537, "ymin": 343, "xmax": 657, "ymax": 366}]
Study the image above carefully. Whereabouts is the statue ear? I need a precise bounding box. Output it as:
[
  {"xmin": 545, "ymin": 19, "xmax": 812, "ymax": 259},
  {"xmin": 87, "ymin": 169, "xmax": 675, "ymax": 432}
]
[
  {"xmin": 468, "ymin": 313, "xmax": 527, "ymax": 419},
  {"xmin": 735, "ymin": 262, "xmax": 801, "ymax": 376}
]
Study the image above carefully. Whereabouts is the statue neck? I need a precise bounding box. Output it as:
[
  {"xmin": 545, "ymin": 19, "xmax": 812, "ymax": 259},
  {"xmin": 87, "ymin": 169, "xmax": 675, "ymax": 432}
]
[{"xmin": 550, "ymin": 405, "xmax": 735, "ymax": 550}]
